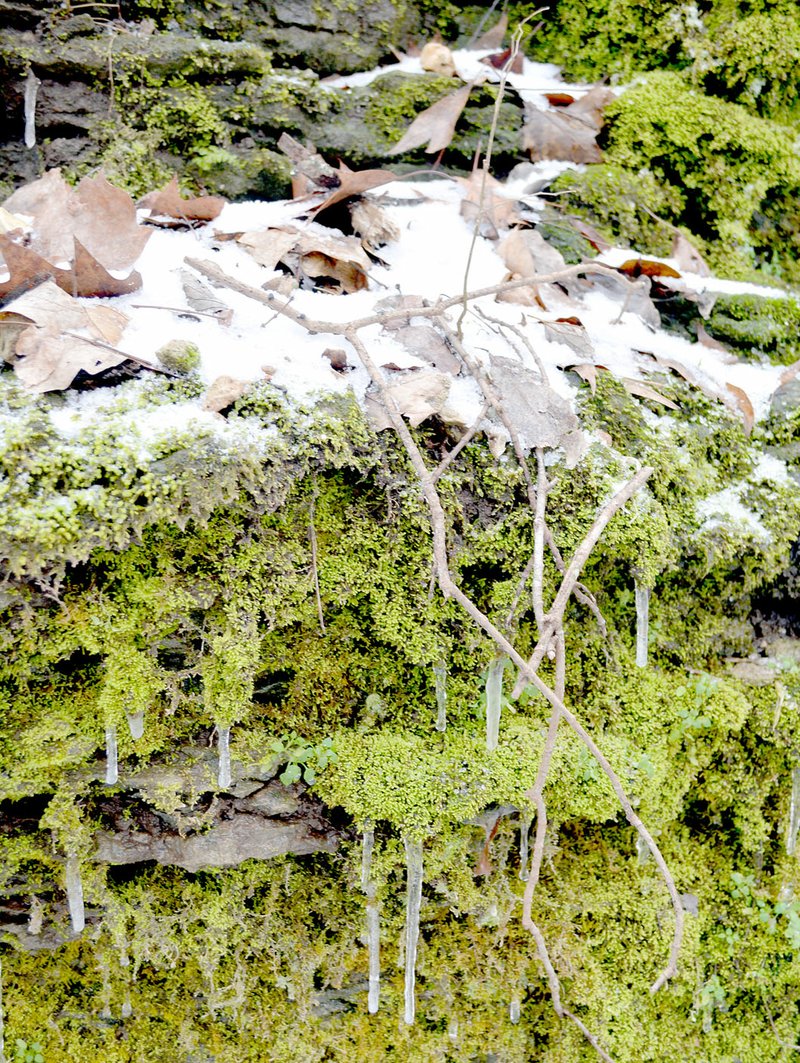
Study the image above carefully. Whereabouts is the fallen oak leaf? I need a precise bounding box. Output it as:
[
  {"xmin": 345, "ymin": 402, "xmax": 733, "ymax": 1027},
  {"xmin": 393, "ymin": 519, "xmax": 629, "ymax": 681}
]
[
  {"xmin": 475, "ymin": 11, "xmax": 508, "ymax": 49},
  {"xmin": 4, "ymin": 170, "xmax": 150, "ymax": 271},
  {"xmin": 565, "ymin": 84, "xmax": 616, "ymax": 131},
  {"xmin": 139, "ymin": 176, "xmax": 226, "ymax": 222},
  {"xmin": 480, "ymin": 47, "xmax": 524, "ymax": 73},
  {"xmin": 389, "ymin": 81, "xmax": 476, "ymax": 155},
  {"xmin": 621, "ymin": 377, "xmax": 680, "ymax": 411},
  {"xmin": 562, "ymin": 360, "xmax": 597, "ymax": 393},
  {"xmin": 72, "ymin": 237, "xmax": 142, "ymax": 297},
  {"xmin": 180, "ymin": 269, "xmax": 233, "ymax": 324},
  {"xmin": 238, "ymin": 227, "xmax": 299, "ymax": 271},
  {"xmin": 543, "ymin": 92, "xmax": 575, "ymax": 107},
  {"xmin": 309, "ymin": 161, "xmax": 398, "ymax": 216},
  {"xmin": 779, "ymin": 359, "xmax": 800, "ymax": 386},
  {"xmin": 0, "ymin": 233, "xmax": 71, "ymax": 300},
  {"xmin": 671, "ymin": 232, "xmax": 710, "ymax": 277}
]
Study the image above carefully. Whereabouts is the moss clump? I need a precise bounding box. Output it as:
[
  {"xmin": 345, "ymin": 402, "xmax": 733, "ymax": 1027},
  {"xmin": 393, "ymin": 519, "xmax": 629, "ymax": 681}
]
[
  {"xmin": 155, "ymin": 340, "xmax": 201, "ymax": 374},
  {"xmin": 706, "ymin": 294, "xmax": 800, "ymax": 365},
  {"xmin": 549, "ymin": 163, "xmax": 684, "ymax": 258},
  {"xmin": 602, "ymin": 72, "xmax": 800, "ymax": 277}
]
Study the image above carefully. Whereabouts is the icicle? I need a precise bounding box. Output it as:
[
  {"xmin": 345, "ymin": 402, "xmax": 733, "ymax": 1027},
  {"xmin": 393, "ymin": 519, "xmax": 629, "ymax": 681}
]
[
  {"xmin": 786, "ymin": 765, "xmax": 800, "ymax": 855},
  {"xmin": 403, "ymin": 837, "xmax": 424, "ymax": 1025},
  {"xmin": 366, "ymin": 898, "xmax": 380, "ymax": 1014},
  {"xmin": 125, "ymin": 711, "xmax": 145, "ymax": 741},
  {"xmin": 485, "ymin": 657, "xmax": 507, "ymax": 752},
  {"xmin": 636, "ymin": 832, "xmax": 650, "ymax": 866},
  {"xmin": 65, "ymin": 852, "xmax": 85, "ymax": 935},
  {"xmin": 509, "ymin": 996, "xmax": 521, "ymax": 1024},
  {"xmin": 121, "ymin": 991, "xmax": 132, "ymax": 1019},
  {"xmin": 361, "ymin": 826, "xmax": 380, "ymax": 1013},
  {"xmin": 105, "ymin": 726, "xmax": 118, "ymax": 785},
  {"xmin": 23, "ymin": 69, "xmax": 40, "ymax": 149},
  {"xmin": 518, "ymin": 813, "xmax": 531, "ymax": 881},
  {"xmin": 217, "ymin": 725, "xmax": 231, "ymax": 790},
  {"xmin": 433, "ymin": 662, "xmax": 447, "ymax": 733},
  {"xmin": 634, "ymin": 580, "xmax": 651, "ymax": 668},
  {"xmin": 361, "ymin": 825, "xmax": 374, "ymax": 892},
  {"xmin": 448, "ymin": 1016, "xmax": 459, "ymax": 1042}
]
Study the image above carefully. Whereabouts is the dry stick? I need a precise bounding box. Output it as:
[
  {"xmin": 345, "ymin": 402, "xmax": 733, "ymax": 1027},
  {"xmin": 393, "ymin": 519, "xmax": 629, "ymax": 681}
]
[
  {"xmin": 431, "ymin": 400, "xmax": 490, "ymax": 483},
  {"xmin": 184, "ymin": 255, "xmax": 626, "ymax": 336},
  {"xmin": 344, "ymin": 326, "xmax": 682, "ymax": 1000},
  {"xmin": 185, "ymin": 255, "xmax": 684, "ymax": 996},
  {"xmin": 62, "ymin": 330, "xmax": 174, "ymax": 375},
  {"xmin": 531, "ymin": 447, "xmax": 548, "ymax": 631},
  {"xmin": 510, "ymin": 466, "xmax": 653, "ymax": 700}
]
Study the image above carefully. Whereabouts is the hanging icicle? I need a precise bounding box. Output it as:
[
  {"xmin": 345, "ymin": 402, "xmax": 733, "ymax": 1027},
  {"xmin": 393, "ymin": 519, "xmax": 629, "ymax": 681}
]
[
  {"xmin": 23, "ymin": 68, "xmax": 40, "ymax": 149},
  {"xmin": 634, "ymin": 580, "xmax": 651, "ymax": 668},
  {"xmin": 105, "ymin": 726, "xmax": 118, "ymax": 786},
  {"xmin": 518, "ymin": 812, "xmax": 532, "ymax": 881},
  {"xmin": 636, "ymin": 833, "xmax": 650, "ymax": 866},
  {"xmin": 485, "ymin": 657, "xmax": 507, "ymax": 752},
  {"xmin": 509, "ymin": 996, "xmax": 521, "ymax": 1024},
  {"xmin": 403, "ymin": 837, "xmax": 424, "ymax": 1025},
  {"xmin": 125, "ymin": 711, "xmax": 145, "ymax": 741},
  {"xmin": 433, "ymin": 662, "xmax": 447, "ymax": 733},
  {"xmin": 786, "ymin": 765, "xmax": 800, "ymax": 855},
  {"xmin": 217, "ymin": 725, "xmax": 231, "ymax": 790},
  {"xmin": 361, "ymin": 825, "xmax": 380, "ymax": 1014},
  {"xmin": 65, "ymin": 852, "xmax": 85, "ymax": 935}
]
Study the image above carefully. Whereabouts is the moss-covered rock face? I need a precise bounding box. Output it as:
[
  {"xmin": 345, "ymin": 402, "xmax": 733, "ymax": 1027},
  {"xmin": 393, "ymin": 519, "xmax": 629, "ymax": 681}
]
[{"xmin": 1, "ymin": 351, "xmax": 799, "ymax": 1059}]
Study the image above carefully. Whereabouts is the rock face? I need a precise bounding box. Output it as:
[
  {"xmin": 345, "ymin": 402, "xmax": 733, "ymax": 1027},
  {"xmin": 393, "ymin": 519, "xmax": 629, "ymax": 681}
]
[{"xmin": 0, "ymin": 0, "xmax": 432, "ymax": 198}]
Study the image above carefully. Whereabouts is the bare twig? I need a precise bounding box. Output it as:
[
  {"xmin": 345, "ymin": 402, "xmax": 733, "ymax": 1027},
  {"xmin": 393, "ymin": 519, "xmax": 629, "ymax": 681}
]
[
  {"xmin": 431, "ymin": 401, "xmax": 490, "ymax": 482},
  {"xmin": 62, "ymin": 331, "xmax": 175, "ymax": 375}
]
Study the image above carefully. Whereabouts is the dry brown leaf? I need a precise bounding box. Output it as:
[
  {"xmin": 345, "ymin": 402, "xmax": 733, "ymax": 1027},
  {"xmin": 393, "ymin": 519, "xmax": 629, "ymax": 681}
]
[
  {"xmin": 83, "ymin": 303, "xmax": 128, "ymax": 345},
  {"xmin": 72, "ymin": 238, "xmax": 142, "ymax": 298},
  {"xmin": 480, "ymin": 48, "xmax": 523, "ymax": 74},
  {"xmin": 475, "ymin": 12, "xmax": 508, "ymax": 49},
  {"xmin": 566, "ymin": 85, "xmax": 616, "ymax": 131},
  {"xmin": 545, "ymin": 320, "xmax": 594, "ymax": 361},
  {"xmin": 140, "ymin": 177, "xmax": 226, "ymax": 222},
  {"xmin": 568, "ymin": 218, "xmax": 611, "ymax": 252},
  {"xmin": 287, "ymin": 230, "xmax": 372, "ymax": 294},
  {"xmin": 671, "ymin": 232, "xmax": 710, "ymax": 277},
  {"xmin": 202, "ymin": 375, "xmax": 250, "ymax": 413},
  {"xmin": 0, "ymin": 233, "xmax": 71, "ymax": 300},
  {"xmin": 457, "ymin": 170, "xmax": 519, "ymax": 235},
  {"xmin": 521, "ymin": 105, "xmax": 603, "ymax": 164},
  {"xmin": 725, "ymin": 382, "xmax": 754, "ymax": 435},
  {"xmin": 322, "ymin": 348, "xmax": 350, "ymax": 372},
  {"xmin": 420, "ymin": 41, "xmax": 457, "ymax": 76},
  {"xmin": 564, "ymin": 361, "xmax": 597, "ymax": 393},
  {"xmin": 310, "ymin": 162, "xmax": 398, "ymax": 215},
  {"xmin": 350, "ymin": 199, "xmax": 400, "ymax": 251},
  {"xmin": 543, "ymin": 92, "xmax": 575, "ymax": 107},
  {"xmin": 696, "ymin": 321, "xmax": 737, "ymax": 361},
  {"xmin": 389, "ymin": 82, "xmax": 475, "ymax": 155},
  {"xmin": 779, "ymin": 359, "xmax": 800, "ymax": 386},
  {"xmin": 238, "ymin": 227, "xmax": 299, "ymax": 271},
  {"xmin": 498, "ymin": 229, "xmax": 567, "ymax": 277},
  {"xmin": 622, "ymin": 377, "xmax": 680, "ymax": 410},
  {"xmin": 617, "ymin": 258, "xmax": 681, "ymax": 280},
  {"xmin": 4, "ymin": 170, "xmax": 151, "ymax": 272}
]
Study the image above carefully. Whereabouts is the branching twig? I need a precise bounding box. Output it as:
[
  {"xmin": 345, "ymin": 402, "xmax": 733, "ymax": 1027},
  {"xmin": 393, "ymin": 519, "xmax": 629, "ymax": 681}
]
[{"xmin": 431, "ymin": 401, "xmax": 490, "ymax": 483}]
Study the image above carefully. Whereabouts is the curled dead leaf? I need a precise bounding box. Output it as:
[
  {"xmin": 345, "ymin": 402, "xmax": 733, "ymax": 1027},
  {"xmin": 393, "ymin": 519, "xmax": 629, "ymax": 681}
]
[
  {"xmin": 522, "ymin": 104, "xmax": 602, "ymax": 164},
  {"xmin": 617, "ymin": 258, "xmax": 681, "ymax": 280},
  {"xmin": 622, "ymin": 377, "xmax": 679, "ymax": 410},
  {"xmin": 309, "ymin": 161, "xmax": 398, "ymax": 216},
  {"xmin": 725, "ymin": 382, "xmax": 754, "ymax": 435},
  {"xmin": 140, "ymin": 177, "xmax": 226, "ymax": 222}
]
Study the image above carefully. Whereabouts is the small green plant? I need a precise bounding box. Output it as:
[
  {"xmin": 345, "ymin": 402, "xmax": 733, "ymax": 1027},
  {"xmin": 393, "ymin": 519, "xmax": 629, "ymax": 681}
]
[
  {"xmin": 270, "ymin": 732, "xmax": 337, "ymax": 786},
  {"xmin": 14, "ymin": 1040, "xmax": 45, "ymax": 1063},
  {"xmin": 729, "ymin": 872, "xmax": 800, "ymax": 950}
]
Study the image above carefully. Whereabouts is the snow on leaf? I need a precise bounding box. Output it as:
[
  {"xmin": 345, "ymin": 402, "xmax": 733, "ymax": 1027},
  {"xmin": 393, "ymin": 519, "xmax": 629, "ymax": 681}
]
[
  {"xmin": 389, "ymin": 82, "xmax": 475, "ymax": 156},
  {"xmin": 140, "ymin": 177, "xmax": 226, "ymax": 222},
  {"xmin": 72, "ymin": 238, "xmax": 142, "ymax": 298},
  {"xmin": 0, "ymin": 233, "xmax": 71, "ymax": 300},
  {"xmin": 366, "ymin": 370, "xmax": 451, "ymax": 429},
  {"xmin": 490, "ymin": 355, "xmax": 581, "ymax": 450}
]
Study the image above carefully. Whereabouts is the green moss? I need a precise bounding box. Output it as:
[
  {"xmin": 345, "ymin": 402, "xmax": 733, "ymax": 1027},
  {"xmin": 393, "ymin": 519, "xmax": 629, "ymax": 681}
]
[
  {"xmin": 155, "ymin": 340, "xmax": 201, "ymax": 374},
  {"xmin": 707, "ymin": 294, "xmax": 800, "ymax": 365},
  {"xmin": 602, "ymin": 72, "xmax": 800, "ymax": 277}
]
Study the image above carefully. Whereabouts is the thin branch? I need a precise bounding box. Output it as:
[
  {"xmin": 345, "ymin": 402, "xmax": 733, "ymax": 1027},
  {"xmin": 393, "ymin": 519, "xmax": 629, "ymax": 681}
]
[
  {"xmin": 511, "ymin": 467, "xmax": 652, "ymax": 699},
  {"xmin": 183, "ymin": 255, "xmax": 625, "ymax": 336},
  {"xmin": 431, "ymin": 401, "xmax": 490, "ymax": 483},
  {"xmin": 62, "ymin": 331, "xmax": 175, "ymax": 375},
  {"xmin": 532, "ymin": 447, "xmax": 548, "ymax": 631}
]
